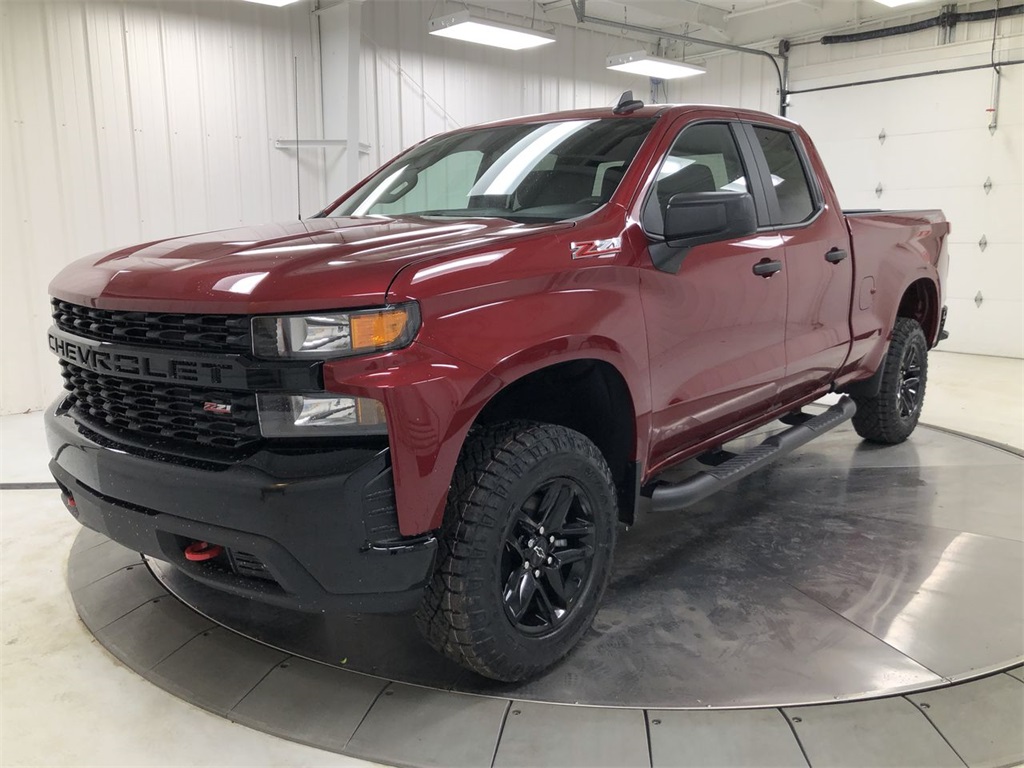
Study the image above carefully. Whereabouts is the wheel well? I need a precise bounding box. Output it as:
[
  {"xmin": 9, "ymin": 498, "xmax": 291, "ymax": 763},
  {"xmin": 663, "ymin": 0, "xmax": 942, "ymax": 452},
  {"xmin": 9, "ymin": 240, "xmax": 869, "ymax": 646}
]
[
  {"xmin": 897, "ymin": 278, "xmax": 939, "ymax": 342},
  {"xmin": 474, "ymin": 360, "xmax": 638, "ymax": 524}
]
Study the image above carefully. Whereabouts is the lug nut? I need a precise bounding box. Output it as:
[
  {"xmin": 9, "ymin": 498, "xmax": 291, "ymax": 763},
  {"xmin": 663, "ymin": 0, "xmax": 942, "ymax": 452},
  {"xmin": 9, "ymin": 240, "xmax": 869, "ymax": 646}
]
[
  {"xmin": 539, "ymin": 526, "xmax": 545, "ymax": 535},
  {"xmin": 547, "ymin": 556, "xmax": 553, "ymax": 564},
  {"xmin": 549, "ymin": 535, "xmax": 555, "ymax": 543},
  {"xmin": 523, "ymin": 560, "xmax": 530, "ymax": 569},
  {"xmin": 534, "ymin": 569, "xmax": 541, "ymax": 578}
]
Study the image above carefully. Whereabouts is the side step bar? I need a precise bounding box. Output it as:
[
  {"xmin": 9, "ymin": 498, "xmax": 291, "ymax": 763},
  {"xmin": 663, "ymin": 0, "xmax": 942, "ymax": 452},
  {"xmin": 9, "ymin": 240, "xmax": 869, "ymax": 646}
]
[{"xmin": 647, "ymin": 397, "xmax": 857, "ymax": 513}]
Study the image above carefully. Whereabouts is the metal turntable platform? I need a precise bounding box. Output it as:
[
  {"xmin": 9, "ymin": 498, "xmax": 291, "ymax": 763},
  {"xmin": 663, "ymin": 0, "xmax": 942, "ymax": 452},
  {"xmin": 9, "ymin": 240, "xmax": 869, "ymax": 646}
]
[{"xmin": 68, "ymin": 420, "xmax": 1024, "ymax": 767}]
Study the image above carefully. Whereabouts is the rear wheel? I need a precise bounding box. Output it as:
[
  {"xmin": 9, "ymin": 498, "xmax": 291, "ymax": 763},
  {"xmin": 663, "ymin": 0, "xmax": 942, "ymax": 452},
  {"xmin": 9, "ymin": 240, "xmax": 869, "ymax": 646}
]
[
  {"xmin": 415, "ymin": 421, "xmax": 617, "ymax": 682},
  {"xmin": 852, "ymin": 317, "xmax": 928, "ymax": 444}
]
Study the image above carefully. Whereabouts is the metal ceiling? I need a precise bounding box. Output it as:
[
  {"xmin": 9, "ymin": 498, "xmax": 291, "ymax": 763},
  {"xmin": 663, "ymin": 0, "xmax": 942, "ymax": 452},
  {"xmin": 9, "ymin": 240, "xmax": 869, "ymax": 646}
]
[
  {"xmin": 533, "ymin": 0, "xmax": 955, "ymax": 48},
  {"xmin": 470, "ymin": 0, "xmax": 965, "ymax": 53},
  {"xmin": 465, "ymin": 0, "xmax": 1012, "ymax": 115}
]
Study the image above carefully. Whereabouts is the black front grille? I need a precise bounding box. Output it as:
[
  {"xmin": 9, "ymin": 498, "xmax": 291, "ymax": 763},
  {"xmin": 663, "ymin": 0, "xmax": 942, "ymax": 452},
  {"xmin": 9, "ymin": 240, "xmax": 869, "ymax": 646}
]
[
  {"xmin": 52, "ymin": 299, "xmax": 251, "ymax": 353},
  {"xmin": 60, "ymin": 361, "xmax": 261, "ymax": 450}
]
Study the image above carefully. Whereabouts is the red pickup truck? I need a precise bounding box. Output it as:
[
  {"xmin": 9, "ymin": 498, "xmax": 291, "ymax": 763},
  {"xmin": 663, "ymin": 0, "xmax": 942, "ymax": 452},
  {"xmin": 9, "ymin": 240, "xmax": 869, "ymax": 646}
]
[{"xmin": 46, "ymin": 100, "xmax": 949, "ymax": 682}]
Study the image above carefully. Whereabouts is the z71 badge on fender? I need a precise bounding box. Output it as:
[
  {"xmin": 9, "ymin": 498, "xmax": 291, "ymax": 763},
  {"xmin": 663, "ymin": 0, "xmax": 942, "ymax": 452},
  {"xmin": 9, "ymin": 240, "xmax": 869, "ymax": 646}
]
[{"xmin": 571, "ymin": 237, "xmax": 622, "ymax": 259}]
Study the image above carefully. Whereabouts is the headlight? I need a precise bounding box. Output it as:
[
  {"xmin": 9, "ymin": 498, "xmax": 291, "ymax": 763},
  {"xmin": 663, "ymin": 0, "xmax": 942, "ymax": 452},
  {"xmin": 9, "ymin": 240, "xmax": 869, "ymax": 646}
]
[
  {"xmin": 251, "ymin": 303, "xmax": 419, "ymax": 359},
  {"xmin": 257, "ymin": 393, "xmax": 387, "ymax": 437}
]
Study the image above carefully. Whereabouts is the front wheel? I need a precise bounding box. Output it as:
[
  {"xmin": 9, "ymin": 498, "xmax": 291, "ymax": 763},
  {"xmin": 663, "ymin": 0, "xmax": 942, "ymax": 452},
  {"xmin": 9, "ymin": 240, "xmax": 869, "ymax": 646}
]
[
  {"xmin": 852, "ymin": 317, "xmax": 929, "ymax": 444},
  {"xmin": 415, "ymin": 421, "xmax": 618, "ymax": 682}
]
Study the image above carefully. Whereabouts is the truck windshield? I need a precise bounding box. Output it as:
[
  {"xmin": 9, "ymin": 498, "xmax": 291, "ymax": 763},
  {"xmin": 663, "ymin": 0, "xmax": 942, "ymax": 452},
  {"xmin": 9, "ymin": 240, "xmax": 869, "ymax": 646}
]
[{"xmin": 330, "ymin": 118, "xmax": 657, "ymax": 223}]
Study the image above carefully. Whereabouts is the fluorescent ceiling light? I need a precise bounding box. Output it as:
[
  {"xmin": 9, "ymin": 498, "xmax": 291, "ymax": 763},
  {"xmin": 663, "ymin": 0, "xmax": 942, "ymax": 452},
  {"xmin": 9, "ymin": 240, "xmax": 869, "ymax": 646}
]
[
  {"xmin": 607, "ymin": 51, "xmax": 706, "ymax": 80},
  {"xmin": 428, "ymin": 10, "xmax": 556, "ymax": 51},
  {"xmin": 871, "ymin": 0, "xmax": 927, "ymax": 6},
  {"xmin": 243, "ymin": 0, "xmax": 304, "ymax": 6}
]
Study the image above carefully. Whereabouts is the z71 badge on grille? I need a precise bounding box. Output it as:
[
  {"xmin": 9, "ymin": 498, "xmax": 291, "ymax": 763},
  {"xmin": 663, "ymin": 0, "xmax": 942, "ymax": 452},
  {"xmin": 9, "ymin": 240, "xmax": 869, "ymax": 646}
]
[{"xmin": 203, "ymin": 401, "xmax": 233, "ymax": 415}]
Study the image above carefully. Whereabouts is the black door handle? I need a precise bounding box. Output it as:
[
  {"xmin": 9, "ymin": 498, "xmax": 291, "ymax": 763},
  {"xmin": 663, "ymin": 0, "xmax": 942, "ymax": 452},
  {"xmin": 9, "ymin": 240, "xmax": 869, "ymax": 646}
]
[
  {"xmin": 825, "ymin": 248, "xmax": 848, "ymax": 263},
  {"xmin": 753, "ymin": 259, "xmax": 783, "ymax": 277}
]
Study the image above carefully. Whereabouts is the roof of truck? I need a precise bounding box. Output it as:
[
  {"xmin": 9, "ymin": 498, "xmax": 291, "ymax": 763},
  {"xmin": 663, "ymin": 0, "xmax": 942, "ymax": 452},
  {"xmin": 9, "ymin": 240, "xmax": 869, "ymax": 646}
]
[{"xmin": 466, "ymin": 103, "xmax": 801, "ymax": 131}]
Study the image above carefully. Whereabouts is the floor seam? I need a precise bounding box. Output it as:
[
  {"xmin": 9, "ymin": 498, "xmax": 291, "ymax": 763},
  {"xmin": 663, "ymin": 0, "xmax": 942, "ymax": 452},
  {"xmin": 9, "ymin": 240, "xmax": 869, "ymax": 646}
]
[
  {"xmin": 643, "ymin": 710, "xmax": 655, "ymax": 768},
  {"xmin": 87, "ymin": 567, "xmax": 163, "ymax": 633},
  {"xmin": 902, "ymin": 694, "xmax": 970, "ymax": 767},
  {"xmin": 789, "ymin": 577, "xmax": 950, "ymax": 682},
  {"xmin": 71, "ymin": 550, "xmax": 146, "ymax": 592},
  {"xmin": 489, "ymin": 699, "xmax": 513, "ymax": 768},
  {"xmin": 778, "ymin": 707, "xmax": 813, "ymax": 768},
  {"xmin": 227, "ymin": 653, "xmax": 293, "ymax": 714},
  {"xmin": 1002, "ymin": 671, "xmax": 1024, "ymax": 685},
  {"xmin": 342, "ymin": 682, "xmax": 390, "ymax": 751},
  {"xmin": 741, "ymin": 552, "xmax": 952, "ymax": 683}
]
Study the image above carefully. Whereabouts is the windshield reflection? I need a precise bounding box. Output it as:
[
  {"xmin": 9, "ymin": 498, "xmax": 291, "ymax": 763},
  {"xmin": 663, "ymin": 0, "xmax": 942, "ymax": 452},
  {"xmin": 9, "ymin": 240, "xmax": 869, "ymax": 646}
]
[{"xmin": 332, "ymin": 117, "xmax": 657, "ymax": 223}]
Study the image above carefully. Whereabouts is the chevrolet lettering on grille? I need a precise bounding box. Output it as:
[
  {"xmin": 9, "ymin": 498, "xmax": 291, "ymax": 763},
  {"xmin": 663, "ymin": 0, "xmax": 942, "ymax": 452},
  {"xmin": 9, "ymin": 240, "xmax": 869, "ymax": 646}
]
[{"xmin": 48, "ymin": 330, "xmax": 233, "ymax": 386}]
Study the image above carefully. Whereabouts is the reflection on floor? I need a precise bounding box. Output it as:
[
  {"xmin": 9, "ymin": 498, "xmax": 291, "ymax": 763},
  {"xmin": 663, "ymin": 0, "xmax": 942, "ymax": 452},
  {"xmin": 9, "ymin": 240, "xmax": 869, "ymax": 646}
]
[{"xmin": 1, "ymin": 350, "xmax": 1021, "ymax": 766}]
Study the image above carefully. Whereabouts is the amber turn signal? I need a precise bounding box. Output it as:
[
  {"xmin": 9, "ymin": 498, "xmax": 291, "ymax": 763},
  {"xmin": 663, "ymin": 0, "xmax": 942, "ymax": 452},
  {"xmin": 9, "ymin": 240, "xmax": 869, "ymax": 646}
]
[{"xmin": 351, "ymin": 308, "xmax": 413, "ymax": 352}]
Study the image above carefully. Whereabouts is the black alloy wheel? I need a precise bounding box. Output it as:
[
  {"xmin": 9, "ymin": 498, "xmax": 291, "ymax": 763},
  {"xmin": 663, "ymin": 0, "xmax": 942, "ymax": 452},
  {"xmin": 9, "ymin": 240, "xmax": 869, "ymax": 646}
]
[
  {"xmin": 897, "ymin": 342, "xmax": 923, "ymax": 419},
  {"xmin": 416, "ymin": 421, "xmax": 617, "ymax": 682},
  {"xmin": 500, "ymin": 478, "xmax": 597, "ymax": 635},
  {"xmin": 852, "ymin": 317, "xmax": 929, "ymax": 444}
]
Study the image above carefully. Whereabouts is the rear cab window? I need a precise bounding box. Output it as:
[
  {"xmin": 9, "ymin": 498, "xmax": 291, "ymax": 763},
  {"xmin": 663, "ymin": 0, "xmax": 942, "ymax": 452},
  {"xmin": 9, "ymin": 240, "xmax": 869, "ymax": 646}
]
[{"xmin": 750, "ymin": 126, "xmax": 819, "ymax": 226}]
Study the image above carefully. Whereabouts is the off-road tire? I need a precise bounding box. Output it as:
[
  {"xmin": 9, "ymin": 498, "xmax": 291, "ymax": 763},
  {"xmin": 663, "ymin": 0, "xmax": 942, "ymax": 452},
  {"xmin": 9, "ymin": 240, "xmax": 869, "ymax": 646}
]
[
  {"xmin": 415, "ymin": 421, "xmax": 618, "ymax": 682},
  {"xmin": 852, "ymin": 317, "xmax": 928, "ymax": 444}
]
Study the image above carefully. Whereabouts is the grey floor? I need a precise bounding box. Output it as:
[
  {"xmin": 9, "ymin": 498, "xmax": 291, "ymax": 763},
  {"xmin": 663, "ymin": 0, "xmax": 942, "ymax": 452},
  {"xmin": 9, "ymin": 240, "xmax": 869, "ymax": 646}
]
[
  {"xmin": 150, "ymin": 421, "xmax": 1024, "ymax": 710},
  {"xmin": 65, "ymin": 420, "xmax": 1024, "ymax": 768},
  {"xmin": 70, "ymin": 527, "xmax": 1024, "ymax": 768},
  {"xmin": 3, "ymin": 350, "xmax": 1023, "ymax": 767}
]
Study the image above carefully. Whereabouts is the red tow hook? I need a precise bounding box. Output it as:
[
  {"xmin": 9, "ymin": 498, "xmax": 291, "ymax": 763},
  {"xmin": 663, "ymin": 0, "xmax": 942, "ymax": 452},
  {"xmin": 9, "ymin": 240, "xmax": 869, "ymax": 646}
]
[
  {"xmin": 184, "ymin": 541, "xmax": 224, "ymax": 562},
  {"xmin": 61, "ymin": 493, "xmax": 78, "ymax": 516}
]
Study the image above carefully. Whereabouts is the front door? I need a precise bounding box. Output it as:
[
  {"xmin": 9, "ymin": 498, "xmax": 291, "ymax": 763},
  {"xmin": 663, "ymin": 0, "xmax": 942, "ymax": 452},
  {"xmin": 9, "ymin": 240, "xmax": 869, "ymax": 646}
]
[{"xmin": 639, "ymin": 120, "xmax": 788, "ymax": 473}]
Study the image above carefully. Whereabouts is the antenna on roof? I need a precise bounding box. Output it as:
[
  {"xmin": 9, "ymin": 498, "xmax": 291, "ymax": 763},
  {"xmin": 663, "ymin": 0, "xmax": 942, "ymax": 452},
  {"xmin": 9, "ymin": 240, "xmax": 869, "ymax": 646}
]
[{"xmin": 613, "ymin": 90, "xmax": 645, "ymax": 115}]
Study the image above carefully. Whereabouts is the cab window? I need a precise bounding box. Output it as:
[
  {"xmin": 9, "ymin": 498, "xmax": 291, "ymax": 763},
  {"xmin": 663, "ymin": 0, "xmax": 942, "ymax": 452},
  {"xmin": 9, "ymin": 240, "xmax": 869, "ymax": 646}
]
[
  {"xmin": 643, "ymin": 123, "xmax": 751, "ymax": 236},
  {"xmin": 751, "ymin": 126, "xmax": 817, "ymax": 225}
]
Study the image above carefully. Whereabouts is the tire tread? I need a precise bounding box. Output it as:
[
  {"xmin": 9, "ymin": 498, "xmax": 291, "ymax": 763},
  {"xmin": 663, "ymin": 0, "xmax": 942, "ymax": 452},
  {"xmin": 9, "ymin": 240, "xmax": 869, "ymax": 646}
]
[
  {"xmin": 415, "ymin": 420, "xmax": 616, "ymax": 681},
  {"xmin": 851, "ymin": 317, "xmax": 928, "ymax": 444}
]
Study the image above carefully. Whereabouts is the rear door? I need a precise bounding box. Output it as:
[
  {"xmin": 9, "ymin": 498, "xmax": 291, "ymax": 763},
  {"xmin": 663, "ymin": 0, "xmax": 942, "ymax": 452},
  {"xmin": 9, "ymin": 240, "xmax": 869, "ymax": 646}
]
[
  {"xmin": 639, "ymin": 119, "xmax": 788, "ymax": 472},
  {"xmin": 741, "ymin": 123, "xmax": 853, "ymax": 403}
]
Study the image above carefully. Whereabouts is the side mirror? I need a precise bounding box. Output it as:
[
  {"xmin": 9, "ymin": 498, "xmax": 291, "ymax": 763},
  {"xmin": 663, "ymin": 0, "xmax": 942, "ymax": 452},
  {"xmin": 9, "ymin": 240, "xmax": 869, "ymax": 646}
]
[{"xmin": 664, "ymin": 191, "xmax": 757, "ymax": 248}]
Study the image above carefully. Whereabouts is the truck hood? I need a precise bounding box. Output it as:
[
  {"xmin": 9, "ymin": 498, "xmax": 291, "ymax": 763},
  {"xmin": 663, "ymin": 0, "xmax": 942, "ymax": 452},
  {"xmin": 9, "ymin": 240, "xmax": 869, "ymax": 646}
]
[{"xmin": 49, "ymin": 217, "xmax": 572, "ymax": 313}]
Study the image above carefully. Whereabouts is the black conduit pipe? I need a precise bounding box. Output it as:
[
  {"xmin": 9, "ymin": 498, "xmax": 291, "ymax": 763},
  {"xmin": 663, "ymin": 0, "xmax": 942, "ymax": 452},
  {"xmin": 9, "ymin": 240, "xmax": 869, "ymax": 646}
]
[
  {"xmin": 959, "ymin": 4, "xmax": 1024, "ymax": 22},
  {"xmin": 787, "ymin": 58, "xmax": 1024, "ymax": 95},
  {"xmin": 821, "ymin": 3, "xmax": 1024, "ymax": 45}
]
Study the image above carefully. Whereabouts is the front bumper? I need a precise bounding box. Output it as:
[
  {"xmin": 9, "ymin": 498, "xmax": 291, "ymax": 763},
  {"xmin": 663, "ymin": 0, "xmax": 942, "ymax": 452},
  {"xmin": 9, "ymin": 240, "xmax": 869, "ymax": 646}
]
[{"xmin": 46, "ymin": 400, "xmax": 437, "ymax": 613}]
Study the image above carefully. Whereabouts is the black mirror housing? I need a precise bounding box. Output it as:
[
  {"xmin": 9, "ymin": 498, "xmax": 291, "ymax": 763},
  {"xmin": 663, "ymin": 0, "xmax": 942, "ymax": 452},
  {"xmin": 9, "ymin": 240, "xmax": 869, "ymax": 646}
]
[{"xmin": 664, "ymin": 191, "xmax": 758, "ymax": 248}]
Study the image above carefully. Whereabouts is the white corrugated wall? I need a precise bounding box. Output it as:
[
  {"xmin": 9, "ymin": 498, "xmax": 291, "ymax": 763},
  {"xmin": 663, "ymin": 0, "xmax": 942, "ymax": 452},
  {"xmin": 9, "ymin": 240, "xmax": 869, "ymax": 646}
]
[
  {"xmin": 5, "ymin": 2, "xmax": 1020, "ymax": 419},
  {"xmin": 0, "ymin": 0, "xmax": 325, "ymax": 415},
  {"xmin": 673, "ymin": 14, "xmax": 1024, "ymax": 359}
]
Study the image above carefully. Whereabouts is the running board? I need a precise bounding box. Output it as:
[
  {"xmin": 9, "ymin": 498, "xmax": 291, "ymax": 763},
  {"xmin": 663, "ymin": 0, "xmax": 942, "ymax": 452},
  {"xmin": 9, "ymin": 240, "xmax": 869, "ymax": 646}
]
[{"xmin": 646, "ymin": 397, "xmax": 857, "ymax": 513}]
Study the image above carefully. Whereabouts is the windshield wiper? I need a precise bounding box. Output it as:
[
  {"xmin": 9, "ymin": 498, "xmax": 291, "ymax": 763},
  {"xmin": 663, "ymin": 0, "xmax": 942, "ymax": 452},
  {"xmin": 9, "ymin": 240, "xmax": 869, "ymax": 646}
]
[{"xmin": 404, "ymin": 210, "xmax": 560, "ymax": 224}]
